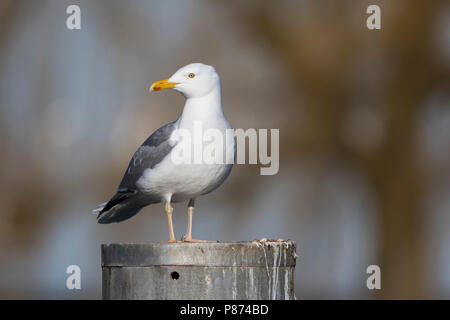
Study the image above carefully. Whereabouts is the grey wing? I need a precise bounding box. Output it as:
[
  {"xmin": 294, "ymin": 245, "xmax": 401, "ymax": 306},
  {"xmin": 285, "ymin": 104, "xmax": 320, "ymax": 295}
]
[{"xmin": 118, "ymin": 120, "xmax": 178, "ymax": 191}]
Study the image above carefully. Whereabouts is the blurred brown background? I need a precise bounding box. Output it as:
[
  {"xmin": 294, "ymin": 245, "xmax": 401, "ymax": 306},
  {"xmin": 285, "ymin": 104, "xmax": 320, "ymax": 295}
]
[{"xmin": 0, "ymin": 0, "xmax": 449, "ymax": 299}]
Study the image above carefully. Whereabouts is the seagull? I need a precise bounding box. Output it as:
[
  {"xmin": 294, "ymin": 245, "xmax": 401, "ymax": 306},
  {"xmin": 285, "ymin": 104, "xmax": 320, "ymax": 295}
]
[{"xmin": 93, "ymin": 63, "xmax": 235, "ymax": 243}]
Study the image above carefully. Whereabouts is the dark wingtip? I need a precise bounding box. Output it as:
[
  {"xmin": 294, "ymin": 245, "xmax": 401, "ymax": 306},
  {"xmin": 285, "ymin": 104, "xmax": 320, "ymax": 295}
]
[{"xmin": 97, "ymin": 211, "xmax": 113, "ymax": 224}]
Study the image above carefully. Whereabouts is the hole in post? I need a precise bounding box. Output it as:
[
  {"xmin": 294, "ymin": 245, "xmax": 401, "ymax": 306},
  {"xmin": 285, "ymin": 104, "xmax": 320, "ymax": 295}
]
[{"xmin": 171, "ymin": 271, "xmax": 180, "ymax": 280}]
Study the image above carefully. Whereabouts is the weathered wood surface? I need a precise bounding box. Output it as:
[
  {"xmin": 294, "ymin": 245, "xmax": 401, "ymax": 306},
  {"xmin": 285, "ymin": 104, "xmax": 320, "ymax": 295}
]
[{"xmin": 102, "ymin": 241, "xmax": 297, "ymax": 300}]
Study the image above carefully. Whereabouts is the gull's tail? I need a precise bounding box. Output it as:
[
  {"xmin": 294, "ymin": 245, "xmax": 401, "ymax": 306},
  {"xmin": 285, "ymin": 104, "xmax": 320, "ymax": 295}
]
[
  {"xmin": 92, "ymin": 202, "xmax": 107, "ymax": 215},
  {"xmin": 93, "ymin": 189, "xmax": 145, "ymax": 224}
]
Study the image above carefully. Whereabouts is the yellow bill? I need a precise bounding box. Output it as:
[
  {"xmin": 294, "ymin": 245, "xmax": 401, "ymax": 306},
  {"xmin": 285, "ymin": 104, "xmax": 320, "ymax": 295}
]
[{"xmin": 150, "ymin": 78, "xmax": 179, "ymax": 92}]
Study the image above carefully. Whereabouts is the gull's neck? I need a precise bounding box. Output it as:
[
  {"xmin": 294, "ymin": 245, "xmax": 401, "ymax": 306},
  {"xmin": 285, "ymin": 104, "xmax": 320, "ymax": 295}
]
[{"xmin": 179, "ymin": 87, "xmax": 225, "ymax": 128}]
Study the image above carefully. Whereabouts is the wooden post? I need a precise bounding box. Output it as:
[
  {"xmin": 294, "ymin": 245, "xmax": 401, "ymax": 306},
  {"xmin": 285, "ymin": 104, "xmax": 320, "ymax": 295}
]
[{"xmin": 102, "ymin": 241, "xmax": 297, "ymax": 300}]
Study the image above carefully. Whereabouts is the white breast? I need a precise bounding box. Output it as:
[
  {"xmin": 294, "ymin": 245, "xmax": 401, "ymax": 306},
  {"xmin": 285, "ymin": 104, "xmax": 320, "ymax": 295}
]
[{"xmin": 136, "ymin": 118, "xmax": 234, "ymax": 203}]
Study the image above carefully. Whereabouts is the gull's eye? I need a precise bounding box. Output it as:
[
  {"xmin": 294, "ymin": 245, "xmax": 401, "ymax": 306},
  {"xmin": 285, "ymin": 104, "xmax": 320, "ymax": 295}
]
[{"xmin": 188, "ymin": 73, "xmax": 195, "ymax": 78}]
